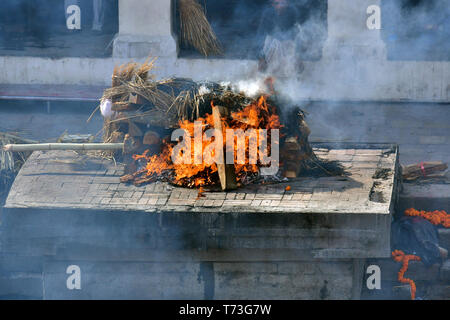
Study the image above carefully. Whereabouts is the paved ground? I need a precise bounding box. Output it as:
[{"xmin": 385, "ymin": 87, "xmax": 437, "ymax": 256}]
[{"xmin": 5, "ymin": 146, "xmax": 397, "ymax": 214}]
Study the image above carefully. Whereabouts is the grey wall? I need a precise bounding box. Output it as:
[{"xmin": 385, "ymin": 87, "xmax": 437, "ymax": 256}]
[{"xmin": 305, "ymin": 101, "xmax": 450, "ymax": 165}]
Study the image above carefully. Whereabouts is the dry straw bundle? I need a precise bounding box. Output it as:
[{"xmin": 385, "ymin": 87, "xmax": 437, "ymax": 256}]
[
  {"xmin": 178, "ymin": 0, "xmax": 223, "ymax": 56},
  {"xmin": 99, "ymin": 60, "xmax": 203, "ymax": 149}
]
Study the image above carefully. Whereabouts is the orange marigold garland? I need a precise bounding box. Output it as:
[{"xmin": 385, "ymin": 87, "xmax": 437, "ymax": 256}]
[
  {"xmin": 392, "ymin": 208, "xmax": 450, "ymax": 300},
  {"xmin": 404, "ymin": 208, "xmax": 450, "ymax": 228},
  {"xmin": 391, "ymin": 250, "xmax": 421, "ymax": 300}
]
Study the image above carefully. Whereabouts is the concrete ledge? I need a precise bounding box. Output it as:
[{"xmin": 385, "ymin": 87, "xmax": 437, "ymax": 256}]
[
  {"xmin": 0, "ymin": 207, "xmax": 392, "ymax": 260},
  {"xmin": 399, "ymin": 182, "xmax": 450, "ymax": 213},
  {"xmin": 113, "ymin": 34, "xmax": 178, "ymax": 58},
  {"xmin": 0, "ymin": 84, "xmax": 106, "ymax": 102},
  {"xmin": 0, "ymin": 56, "xmax": 448, "ymax": 102}
]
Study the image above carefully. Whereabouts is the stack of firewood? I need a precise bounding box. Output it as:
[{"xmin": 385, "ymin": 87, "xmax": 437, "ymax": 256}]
[
  {"xmin": 99, "ymin": 60, "xmax": 199, "ymax": 172},
  {"xmin": 402, "ymin": 161, "xmax": 448, "ymax": 181},
  {"xmin": 97, "ymin": 61, "xmax": 341, "ymax": 190},
  {"xmin": 280, "ymin": 108, "xmax": 315, "ymax": 178}
]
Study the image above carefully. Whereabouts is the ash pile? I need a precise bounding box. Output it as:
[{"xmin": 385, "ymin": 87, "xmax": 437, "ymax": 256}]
[{"xmin": 99, "ymin": 60, "xmax": 342, "ymax": 190}]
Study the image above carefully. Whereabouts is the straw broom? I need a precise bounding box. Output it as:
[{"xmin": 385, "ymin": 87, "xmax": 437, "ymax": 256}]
[{"xmin": 178, "ymin": 0, "xmax": 223, "ymax": 56}]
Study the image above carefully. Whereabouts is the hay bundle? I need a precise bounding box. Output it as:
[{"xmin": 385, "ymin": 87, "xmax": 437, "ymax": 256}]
[
  {"xmin": 100, "ymin": 62, "xmax": 264, "ymax": 141},
  {"xmin": 178, "ymin": 0, "xmax": 223, "ymax": 56},
  {"xmin": 101, "ymin": 60, "xmax": 157, "ymax": 145},
  {"xmin": 98, "ymin": 61, "xmax": 208, "ymax": 164},
  {"xmin": 111, "ymin": 59, "xmax": 155, "ymax": 88}
]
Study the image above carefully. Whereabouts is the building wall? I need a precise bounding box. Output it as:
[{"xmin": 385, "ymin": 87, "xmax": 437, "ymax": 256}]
[
  {"xmin": 0, "ymin": 255, "xmax": 357, "ymax": 300},
  {"xmin": 0, "ymin": 0, "xmax": 448, "ymax": 102},
  {"xmin": 0, "ymin": 205, "xmax": 378, "ymax": 300},
  {"xmin": 304, "ymin": 101, "xmax": 450, "ymax": 166},
  {"xmin": 214, "ymin": 261, "xmax": 355, "ymax": 300}
]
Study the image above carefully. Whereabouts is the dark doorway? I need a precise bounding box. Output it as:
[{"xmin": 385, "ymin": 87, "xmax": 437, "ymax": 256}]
[
  {"xmin": 175, "ymin": 0, "xmax": 327, "ymax": 60},
  {"xmin": 0, "ymin": 0, "xmax": 118, "ymax": 58}
]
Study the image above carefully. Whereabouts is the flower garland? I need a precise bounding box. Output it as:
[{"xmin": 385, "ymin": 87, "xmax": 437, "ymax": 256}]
[
  {"xmin": 392, "ymin": 208, "xmax": 450, "ymax": 300},
  {"xmin": 391, "ymin": 250, "xmax": 421, "ymax": 300},
  {"xmin": 404, "ymin": 208, "xmax": 450, "ymax": 227}
]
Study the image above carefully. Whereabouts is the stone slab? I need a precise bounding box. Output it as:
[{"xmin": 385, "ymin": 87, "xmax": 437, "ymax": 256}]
[{"xmin": 5, "ymin": 144, "xmax": 398, "ymax": 216}]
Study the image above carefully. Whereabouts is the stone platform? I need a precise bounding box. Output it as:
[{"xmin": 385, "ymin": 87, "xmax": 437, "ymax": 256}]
[
  {"xmin": 1, "ymin": 143, "xmax": 399, "ymax": 299},
  {"xmin": 6, "ymin": 144, "xmax": 398, "ymax": 215}
]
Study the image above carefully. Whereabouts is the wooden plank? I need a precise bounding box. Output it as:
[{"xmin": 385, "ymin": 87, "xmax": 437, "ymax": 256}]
[
  {"xmin": 143, "ymin": 131, "xmax": 160, "ymax": 145},
  {"xmin": 128, "ymin": 92, "xmax": 146, "ymax": 105},
  {"xmin": 211, "ymin": 105, "xmax": 237, "ymax": 191},
  {"xmin": 116, "ymin": 110, "xmax": 175, "ymax": 128},
  {"xmin": 111, "ymin": 102, "xmax": 133, "ymax": 111},
  {"xmin": 127, "ymin": 120, "xmax": 143, "ymax": 137}
]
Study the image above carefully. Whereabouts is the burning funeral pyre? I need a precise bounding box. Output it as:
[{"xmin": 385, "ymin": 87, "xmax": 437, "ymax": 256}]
[{"xmin": 99, "ymin": 60, "xmax": 340, "ymax": 190}]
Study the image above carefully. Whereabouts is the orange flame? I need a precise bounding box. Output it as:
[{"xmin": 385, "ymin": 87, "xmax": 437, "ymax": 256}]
[{"xmin": 133, "ymin": 95, "xmax": 281, "ymax": 187}]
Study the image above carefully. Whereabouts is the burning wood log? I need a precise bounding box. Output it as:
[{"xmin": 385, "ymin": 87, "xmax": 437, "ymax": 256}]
[
  {"xmin": 122, "ymin": 134, "xmax": 141, "ymax": 155},
  {"xmin": 128, "ymin": 92, "xmax": 147, "ymax": 105},
  {"xmin": 127, "ymin": 120, "xmax": 143, "ymax": 137},
  {"xmin": 120, "ymin": 169, "xmax": 146, "ymax": 184},
  {"xmin": 93, "ymin": 60, "xmax": 342, "ymax": 190},
  {"xmin": 143, "ymin": 131, "xmax": 161, "ymax": 146},
  {"xmin": 281, "ymin": 108, "xmax": 315, "ymax": 178},
  {"xmin": 212, "ymin": 105, "xmax": 237, "ymax": 190},
  {"xmin": 281, "ymin": 137, "xmax": 303, "ymax": 178}
]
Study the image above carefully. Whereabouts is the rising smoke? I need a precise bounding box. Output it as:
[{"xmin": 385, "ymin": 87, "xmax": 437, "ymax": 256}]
[{"xmin": 206, "ymin": 0, "xmax": 449, "ymax": 100}]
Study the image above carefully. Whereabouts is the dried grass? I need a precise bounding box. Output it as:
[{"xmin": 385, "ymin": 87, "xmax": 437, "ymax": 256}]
[
  {"xmin": 111, "ymin": 58, "xmax": 156, "ymax": 87},
  {"xmin": 178, "ymin": 0, "xmax": 223, "ymax": 57},
  {"xmin": 102, "ymin": 66, "xmax": 202, "ymax": 140},
  {"xmin": 101, "ymin": 59, "xmax": 157, "ymax": 143},
  {"xmin": 99, "ymin": 60, "xmax": 257, "ymax": 151}
]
